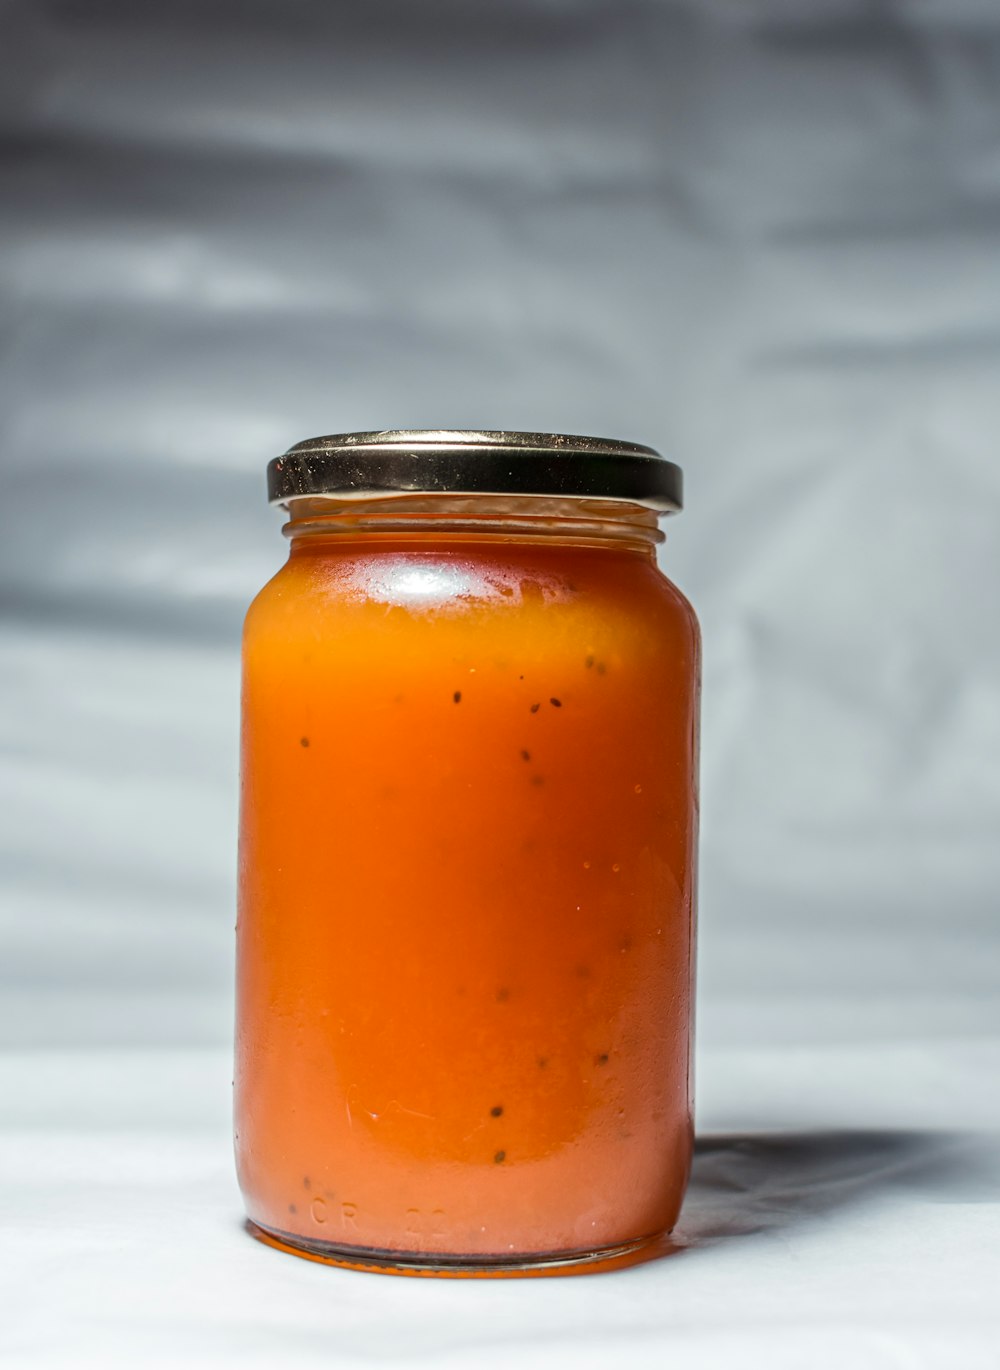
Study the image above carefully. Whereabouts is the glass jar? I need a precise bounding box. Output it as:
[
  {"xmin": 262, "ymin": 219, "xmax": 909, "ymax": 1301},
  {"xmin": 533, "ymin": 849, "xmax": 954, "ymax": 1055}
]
[{"xmin": 235, "ymin": 431, "xmax": 700, "ymax": 1276}]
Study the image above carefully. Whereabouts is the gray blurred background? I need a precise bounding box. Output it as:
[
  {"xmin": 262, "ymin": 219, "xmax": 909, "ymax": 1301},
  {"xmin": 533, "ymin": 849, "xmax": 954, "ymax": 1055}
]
[{"xmin": 2, "ymin": 0, "xmax": 998, "ymax": 1054}]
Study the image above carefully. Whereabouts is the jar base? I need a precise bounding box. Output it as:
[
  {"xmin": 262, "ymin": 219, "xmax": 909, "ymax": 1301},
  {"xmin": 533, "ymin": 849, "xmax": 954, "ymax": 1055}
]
[{"xmin": 245, "ymin": 1218, "xmax": 676, "ymax": 1278}]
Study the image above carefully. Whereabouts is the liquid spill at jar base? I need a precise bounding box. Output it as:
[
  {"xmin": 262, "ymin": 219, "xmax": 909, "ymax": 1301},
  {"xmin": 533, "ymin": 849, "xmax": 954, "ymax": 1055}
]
[{"xmin": 235, "ymin": 432, "xmax": 700, "ymax": 1276}]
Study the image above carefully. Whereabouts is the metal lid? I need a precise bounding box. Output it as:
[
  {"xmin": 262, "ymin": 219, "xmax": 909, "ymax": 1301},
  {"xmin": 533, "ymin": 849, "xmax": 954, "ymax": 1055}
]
[{"xmin": 267, "ymin": 429, "xmax": 682, "ymax": 512}]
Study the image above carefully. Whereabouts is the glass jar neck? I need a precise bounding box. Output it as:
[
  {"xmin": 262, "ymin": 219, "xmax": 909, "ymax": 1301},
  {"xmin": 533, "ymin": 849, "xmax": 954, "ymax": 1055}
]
[{"xmin": 283, "ymin": 494, "xmax": 665, "ymax": 553}]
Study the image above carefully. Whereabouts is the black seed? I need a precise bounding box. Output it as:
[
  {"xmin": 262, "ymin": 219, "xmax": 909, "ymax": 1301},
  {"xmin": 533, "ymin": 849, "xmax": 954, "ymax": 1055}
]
[
  {"xmin": 596, "ymin": 1053, "xmax": 610, "ymax": 1066},
  {"xmin": 303, "ymin": 1177, "xmax": 311, "ymax": 1189},
  {"xmin": 596, "ymin": 662, "xmax": 607, "ymax": 675},
  {"xmin": 490, "ymin": 1105, "xmax": 504, "ymax": 1118},
  {"xmin": 537, "ymin": 1057, "xmax": 548, "ymax": 1069},
  {"xmin": 496, "ymin": 987, "xmax": 510, "ymax": 1003},
  {"xmin": 520, "ymin": 749, "xmax": 531, "ymax": 762},
  {"xmin": 494, "ymin": 1150, "xmax": 506, "ymax": 1164},
  {"xmin": 288, "ymin": 1203, "xmax": 297, "ymax": 1214},
  {"xmin": 453, "ymin": 691, "xmax": 462, "ymax": 703},
  {"xmin": 299, "ymin": 737, "xmax": 310, "ymax": 748},
  {"xmin": 530, "ymin": 702, "xmax": 540, "ymax": 713},
  {"xmin": 531, "ymin": 775, "xmax": 545, "ymax": 786},
  {"xmin": 585, "ymin": 655, "xmax": 595, "ymax": 668},
  {"xmin": 550, "ymin": 697, "xmax": 562, "ymax": 708},
  {"xmin": 575, "ymin": 965, "xmax": 591, "ymax": 979}
]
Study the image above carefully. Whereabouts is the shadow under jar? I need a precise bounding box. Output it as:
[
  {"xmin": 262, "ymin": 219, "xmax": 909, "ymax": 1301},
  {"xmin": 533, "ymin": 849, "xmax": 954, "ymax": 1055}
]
[{"xmin": 235, "ymin": 430, "xmax": 700, "ymax": 1276}]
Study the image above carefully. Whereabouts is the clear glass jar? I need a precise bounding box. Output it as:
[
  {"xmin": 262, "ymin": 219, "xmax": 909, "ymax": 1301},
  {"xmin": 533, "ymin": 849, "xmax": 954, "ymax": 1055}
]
[{"xmin": 235, "ymin": 431, "xmax": 700, "ymax": 1275}]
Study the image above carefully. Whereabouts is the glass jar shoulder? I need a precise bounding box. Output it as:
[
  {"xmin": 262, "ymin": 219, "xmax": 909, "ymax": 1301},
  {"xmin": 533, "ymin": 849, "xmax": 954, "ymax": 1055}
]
[
  {"xmin": 242, "ymin": 560, "xmax": 294, "ymax": 645},
  {"xmin": 243, "ymin": 541, "xmax": 696, "ymax": 659},
  {"xmin": 646, "ymin": 560, "xmax": 700, "ymax": 655}
]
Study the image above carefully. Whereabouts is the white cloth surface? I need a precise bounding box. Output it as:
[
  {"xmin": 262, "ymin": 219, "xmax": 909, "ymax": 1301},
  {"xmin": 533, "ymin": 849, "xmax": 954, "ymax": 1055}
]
[{"xmin": 2, "ymin": 1041, "xmax": 999, "ymax": 1370}]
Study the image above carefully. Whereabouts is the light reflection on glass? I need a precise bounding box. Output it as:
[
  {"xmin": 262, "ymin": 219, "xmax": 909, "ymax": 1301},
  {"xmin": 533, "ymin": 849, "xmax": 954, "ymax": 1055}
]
[{"xmin": 358, "ymin": 561, "xmax": 475, "ymax": 605}]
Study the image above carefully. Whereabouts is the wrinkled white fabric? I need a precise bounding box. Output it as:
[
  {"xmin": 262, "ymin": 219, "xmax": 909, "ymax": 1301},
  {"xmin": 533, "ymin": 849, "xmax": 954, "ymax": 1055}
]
[
  {"xmin": 1, "ymin": 0, "xmax": 998, "ymax": 1363},
  {"xmin": 2, "ymin": 1045, "xmax": 999, "ymax": 1369}
]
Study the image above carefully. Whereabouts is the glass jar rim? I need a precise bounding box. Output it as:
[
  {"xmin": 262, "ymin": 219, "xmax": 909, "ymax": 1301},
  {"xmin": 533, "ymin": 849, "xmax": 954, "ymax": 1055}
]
[{"xmin": 267, "ymin": 430, "xmax": 682, "ymax": 514}]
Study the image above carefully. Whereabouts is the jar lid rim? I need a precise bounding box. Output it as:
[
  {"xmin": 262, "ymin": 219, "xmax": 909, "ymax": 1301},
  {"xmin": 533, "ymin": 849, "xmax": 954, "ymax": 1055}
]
[{"xmin": 268, "ymin": 430, "xmax": 682, "ymax": 513}]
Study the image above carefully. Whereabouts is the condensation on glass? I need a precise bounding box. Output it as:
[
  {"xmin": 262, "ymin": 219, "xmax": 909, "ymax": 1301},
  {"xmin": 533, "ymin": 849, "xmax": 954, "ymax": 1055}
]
[{"xmin": 235, "ymin": 431, "xmax": 700, "ymax": 1276}]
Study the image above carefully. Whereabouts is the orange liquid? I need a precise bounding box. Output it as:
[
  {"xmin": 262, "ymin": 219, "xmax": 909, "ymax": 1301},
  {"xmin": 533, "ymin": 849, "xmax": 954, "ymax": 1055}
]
[{"xmin": 235, "ymin": 531, "xmax": 699, "ymax": 1271}]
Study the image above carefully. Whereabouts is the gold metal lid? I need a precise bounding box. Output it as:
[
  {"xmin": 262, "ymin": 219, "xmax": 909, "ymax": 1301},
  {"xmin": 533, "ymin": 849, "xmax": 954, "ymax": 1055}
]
[{"xmin": 268, "ymin": 430, "xmax": 682, "ymax": 512}]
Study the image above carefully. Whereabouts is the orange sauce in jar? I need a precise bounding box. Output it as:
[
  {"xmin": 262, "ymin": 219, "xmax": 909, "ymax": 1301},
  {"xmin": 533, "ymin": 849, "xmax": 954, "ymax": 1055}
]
[{"xmin": 235, "ymin": 433, "xmax": 699, "ymax": 1275}]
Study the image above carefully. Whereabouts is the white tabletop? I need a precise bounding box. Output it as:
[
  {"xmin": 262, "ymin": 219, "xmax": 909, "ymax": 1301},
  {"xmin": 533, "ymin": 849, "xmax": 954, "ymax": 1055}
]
[{"xmin": 4, "ymin": 1039, "xmax": 998, "ymax": 1370}]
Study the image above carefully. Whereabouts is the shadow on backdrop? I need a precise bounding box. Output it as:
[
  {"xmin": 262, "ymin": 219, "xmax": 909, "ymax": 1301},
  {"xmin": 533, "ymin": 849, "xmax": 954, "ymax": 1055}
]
[{"xmin": 678, "ymin": 1129, "xmax": 1000, "ymax": 1248}]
